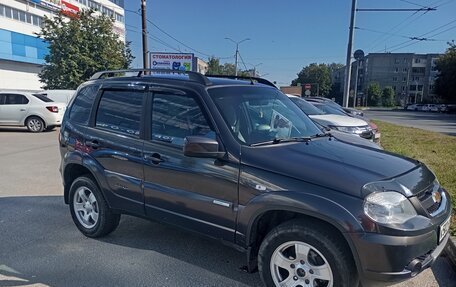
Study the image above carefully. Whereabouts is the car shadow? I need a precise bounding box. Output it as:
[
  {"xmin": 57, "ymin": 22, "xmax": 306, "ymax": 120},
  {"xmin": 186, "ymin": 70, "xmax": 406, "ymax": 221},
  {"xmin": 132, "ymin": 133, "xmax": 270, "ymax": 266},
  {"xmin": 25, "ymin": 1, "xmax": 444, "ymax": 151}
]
[
  {"xmin": 0, "ymin": 127, "xmax": 57, "ymax": 133},
  {"xmin": 0, "ymin": 195, "xmax": 262, "ymax": 287}
]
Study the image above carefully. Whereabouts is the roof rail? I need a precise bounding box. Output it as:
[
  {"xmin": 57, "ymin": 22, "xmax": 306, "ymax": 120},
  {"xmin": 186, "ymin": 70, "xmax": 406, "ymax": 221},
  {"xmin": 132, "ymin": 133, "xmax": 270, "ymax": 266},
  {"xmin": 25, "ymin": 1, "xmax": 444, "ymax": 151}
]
[
  {"xmin": 205, "ymin": 75, "xmax": 277, "ymax": 88},
  {"xmin": 89, "ymin": 69, "xmax": 212, "ymax": 85}
]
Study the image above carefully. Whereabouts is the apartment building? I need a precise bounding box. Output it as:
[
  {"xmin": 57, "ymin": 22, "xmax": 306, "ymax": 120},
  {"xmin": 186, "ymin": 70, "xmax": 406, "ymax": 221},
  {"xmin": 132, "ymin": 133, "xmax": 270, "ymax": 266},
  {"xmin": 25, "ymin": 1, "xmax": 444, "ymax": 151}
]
[{"xmin": 333, "ymin": 53, "xmax": 441, "ymax": 105}]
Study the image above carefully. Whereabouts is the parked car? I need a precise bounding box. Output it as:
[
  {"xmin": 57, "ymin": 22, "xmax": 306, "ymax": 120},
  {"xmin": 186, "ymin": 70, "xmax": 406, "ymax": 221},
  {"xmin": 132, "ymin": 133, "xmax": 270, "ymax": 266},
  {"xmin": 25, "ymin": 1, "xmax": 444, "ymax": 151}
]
[
  {"xmin": 309, "ymin": 101, "xmax": 381, "ymax": 143},
  {"xmin": 439, "ymin": 104, "xmax": 448, "ymax": 113},
  {"xmin": 306, "ymin": 96, "xmax": 364, "ymax": 117},
  {"xmin": 60, "ymin": 70, "xmax": 451, "ymax": 287},
  {"xmin": 35, "ymin": 90, "xmax": 76, "ymax": 104},
  {"xmin": 0, "ymin": 91, "xmax": 66, "ymax": 132},
  {"xmin": 422, "ymin": 104, "xmax": 439, "ymax": 112},
  {"xmin": 287, "ymin": 95, "xmax": 380, "ymax": 147},
  {"xmin": 406, "ymin": 104, "xmax": 424, "ymax": 111}
]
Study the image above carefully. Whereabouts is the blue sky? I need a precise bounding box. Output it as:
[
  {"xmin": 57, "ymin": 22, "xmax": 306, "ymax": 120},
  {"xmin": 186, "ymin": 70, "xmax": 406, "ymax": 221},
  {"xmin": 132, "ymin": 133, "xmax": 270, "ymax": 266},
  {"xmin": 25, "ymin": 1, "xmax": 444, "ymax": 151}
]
[{"xmin": 124, "ymin": 0, "xmax": 456, "ymax": 85}]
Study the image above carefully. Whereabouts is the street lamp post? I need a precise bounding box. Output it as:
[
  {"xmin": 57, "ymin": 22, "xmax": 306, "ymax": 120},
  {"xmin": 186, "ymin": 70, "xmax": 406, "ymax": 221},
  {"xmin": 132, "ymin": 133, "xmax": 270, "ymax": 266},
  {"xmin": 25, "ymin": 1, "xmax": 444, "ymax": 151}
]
[{"xmin": 224, "ymin": 37, "xmax": 250, "ymax": 76}]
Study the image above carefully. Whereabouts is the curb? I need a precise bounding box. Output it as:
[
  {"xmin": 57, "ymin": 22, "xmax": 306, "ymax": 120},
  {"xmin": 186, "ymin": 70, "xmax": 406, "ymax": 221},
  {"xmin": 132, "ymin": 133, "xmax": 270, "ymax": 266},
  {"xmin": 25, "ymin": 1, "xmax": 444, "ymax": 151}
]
[{"xmin": 445, "ymin": 236, "xmax": 456, "ymax": 271}]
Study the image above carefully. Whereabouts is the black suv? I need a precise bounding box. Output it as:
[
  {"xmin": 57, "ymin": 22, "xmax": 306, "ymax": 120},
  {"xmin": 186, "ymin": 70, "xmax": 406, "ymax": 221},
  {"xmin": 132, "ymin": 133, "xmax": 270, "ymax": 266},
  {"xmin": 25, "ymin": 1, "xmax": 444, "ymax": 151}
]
[{"xmin": 60, "ymin": 69, "xmax": 452, "ymax": 287}]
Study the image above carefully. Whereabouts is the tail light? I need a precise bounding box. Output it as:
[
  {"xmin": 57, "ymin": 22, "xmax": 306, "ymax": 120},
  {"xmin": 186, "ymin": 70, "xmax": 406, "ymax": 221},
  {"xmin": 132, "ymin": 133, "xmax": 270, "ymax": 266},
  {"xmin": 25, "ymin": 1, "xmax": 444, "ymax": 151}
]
[{"xmin": 46, "ymin": 106, "xmax": 59, "ymax": 113}]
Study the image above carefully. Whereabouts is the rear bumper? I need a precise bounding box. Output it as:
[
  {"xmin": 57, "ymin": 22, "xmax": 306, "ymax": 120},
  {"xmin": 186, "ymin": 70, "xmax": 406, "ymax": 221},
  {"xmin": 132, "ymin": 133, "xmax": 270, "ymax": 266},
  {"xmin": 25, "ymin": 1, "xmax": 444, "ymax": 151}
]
[
  {"xmin": 351, "ymin": 227, "xmax": 450, "ymax": 287},
  {"xmin": 43, "ymin": 113, "xmax": 63, "ymax": 127}
]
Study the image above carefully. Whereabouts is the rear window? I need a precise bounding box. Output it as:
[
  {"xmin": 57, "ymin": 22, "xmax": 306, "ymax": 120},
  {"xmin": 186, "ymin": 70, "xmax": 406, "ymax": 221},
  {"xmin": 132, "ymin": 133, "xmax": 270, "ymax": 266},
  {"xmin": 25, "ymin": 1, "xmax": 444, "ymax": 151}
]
[
  {"xmin": 69, "ymin": 85, "xmax": 100, "ymax": 125},
  {"xmin": 33, "ymin": 94, "xmax": 54, "ymax": 102}
]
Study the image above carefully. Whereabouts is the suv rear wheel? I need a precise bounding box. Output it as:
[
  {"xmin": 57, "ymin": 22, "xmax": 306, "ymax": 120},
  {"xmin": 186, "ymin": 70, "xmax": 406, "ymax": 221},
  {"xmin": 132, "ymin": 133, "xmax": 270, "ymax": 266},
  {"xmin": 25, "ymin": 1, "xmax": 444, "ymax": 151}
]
[
  {"xmin": 69, "ymin": 176, "xmax": 120, "ymax": 237},
  {"xmin": 258, "ymin": 219, "xmax": 358, "ymax": 287}
]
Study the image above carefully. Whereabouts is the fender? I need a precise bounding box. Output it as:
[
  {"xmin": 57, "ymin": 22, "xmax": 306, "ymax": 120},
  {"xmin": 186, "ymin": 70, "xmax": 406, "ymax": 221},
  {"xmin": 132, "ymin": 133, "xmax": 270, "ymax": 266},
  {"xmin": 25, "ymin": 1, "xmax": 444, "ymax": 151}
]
[
  {"xmin": 237, "ymin": 190, "xmax": 366, "ymax": 274},
  {"xmin": 62, "ymin": 151, "xmax": 110, "ymax": 207}
]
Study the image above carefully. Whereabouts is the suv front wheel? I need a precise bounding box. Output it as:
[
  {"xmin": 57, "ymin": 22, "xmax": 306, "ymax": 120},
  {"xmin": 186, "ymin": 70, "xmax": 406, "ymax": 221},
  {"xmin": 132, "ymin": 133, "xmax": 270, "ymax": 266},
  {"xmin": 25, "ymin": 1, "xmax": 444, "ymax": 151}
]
[
  {"xmin": 69, "ymin": 176, "xmax": 120, "ymax": 237},
  {"xmin": 258, "ymin": 219, "xmax": 358, "ymax": 287}
]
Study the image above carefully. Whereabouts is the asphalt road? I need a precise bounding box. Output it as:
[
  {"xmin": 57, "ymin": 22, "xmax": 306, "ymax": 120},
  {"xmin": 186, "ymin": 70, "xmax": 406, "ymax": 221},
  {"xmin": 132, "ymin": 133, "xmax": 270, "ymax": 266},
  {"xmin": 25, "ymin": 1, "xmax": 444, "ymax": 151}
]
[
  {"xmin": 0, "ymin": 127, "xmax": 455, "ymax": 287},
  {"xmin": 363, "ymin": 110, "xmax": 456, "ymax": 136}
]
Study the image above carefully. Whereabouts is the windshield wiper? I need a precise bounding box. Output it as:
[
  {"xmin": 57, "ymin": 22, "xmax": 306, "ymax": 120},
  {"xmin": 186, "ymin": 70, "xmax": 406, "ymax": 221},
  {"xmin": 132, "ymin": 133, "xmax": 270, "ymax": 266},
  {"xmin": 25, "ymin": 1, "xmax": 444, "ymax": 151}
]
[{"xmin": 250, "ymin": 137, "xmax": 311, "ymax": 147}]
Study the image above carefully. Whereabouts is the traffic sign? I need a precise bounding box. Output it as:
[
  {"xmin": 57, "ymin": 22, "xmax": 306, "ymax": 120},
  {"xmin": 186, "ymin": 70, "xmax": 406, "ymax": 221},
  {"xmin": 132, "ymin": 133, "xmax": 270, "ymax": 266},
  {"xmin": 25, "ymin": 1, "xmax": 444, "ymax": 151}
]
[
  {"xmin": 304, "ymin": 84, "xmax": 311, "ymax": 90},
  {"xmin": 305, "ymin": 90, "xmax": 311, "ymax": 96}
]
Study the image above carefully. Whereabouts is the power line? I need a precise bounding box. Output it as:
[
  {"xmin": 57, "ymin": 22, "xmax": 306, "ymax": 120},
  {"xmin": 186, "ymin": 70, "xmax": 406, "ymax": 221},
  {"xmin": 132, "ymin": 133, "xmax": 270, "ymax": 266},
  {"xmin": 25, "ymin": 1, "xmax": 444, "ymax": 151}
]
[
  {"xmin": 384, "ymin": 18, "xmax": 456, "ymax": 52},
  {"xmin": 125, "ymin": 9, "xmax": 214, "ymax": 58},
  {"xmin": 398, "ymin": 0, "xmax": 432, "ymax": 8},
  {"xmin": 356, "ymin": 26, "xmax": 445, "ymax": 41}
]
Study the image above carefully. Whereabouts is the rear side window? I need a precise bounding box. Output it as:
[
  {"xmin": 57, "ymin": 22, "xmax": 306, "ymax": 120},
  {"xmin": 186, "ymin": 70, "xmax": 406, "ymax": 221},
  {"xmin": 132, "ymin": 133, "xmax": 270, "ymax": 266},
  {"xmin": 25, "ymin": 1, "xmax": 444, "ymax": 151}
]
[
  {"xmin": 95, "ymin": 90, "xmax": 143, "ymax": 137},
  {"xmin": 2, "ymin": 94, "xmax": 29, "ymax": 105},
  {"xmin": 69, "ymin": 85, "xmax": 99, "ymax": 125},
  {"xmin": 32, "ymin": 94, "xmax": 54, "ymax": 102}
]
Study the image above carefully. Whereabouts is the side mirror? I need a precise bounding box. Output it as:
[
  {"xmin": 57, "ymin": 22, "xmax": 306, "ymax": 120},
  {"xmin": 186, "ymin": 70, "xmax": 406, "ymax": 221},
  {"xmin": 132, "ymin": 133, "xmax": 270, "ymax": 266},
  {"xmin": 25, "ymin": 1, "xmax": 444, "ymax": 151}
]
[{"xmin": 183, "ymin": 136, "xmax": 225, "ymax": 158}]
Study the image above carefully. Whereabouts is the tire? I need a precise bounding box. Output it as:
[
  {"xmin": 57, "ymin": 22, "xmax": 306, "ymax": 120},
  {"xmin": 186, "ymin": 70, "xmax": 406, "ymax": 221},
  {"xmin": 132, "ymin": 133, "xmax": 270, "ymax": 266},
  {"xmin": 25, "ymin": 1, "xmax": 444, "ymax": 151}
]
[
  {"xmin": 46, "ymin": 125, "xmax": 55, "ymax": 131},
  {"xmin": 26, "ymin": 116, "xmax": 44, "ymax": 133},
  {"xmin": 69, "ymin": 176, "xmax": 120, "ymax": 238},
  {"xmin": 258, "ymin": 219, "xmax": 358, "ymax": 287}
]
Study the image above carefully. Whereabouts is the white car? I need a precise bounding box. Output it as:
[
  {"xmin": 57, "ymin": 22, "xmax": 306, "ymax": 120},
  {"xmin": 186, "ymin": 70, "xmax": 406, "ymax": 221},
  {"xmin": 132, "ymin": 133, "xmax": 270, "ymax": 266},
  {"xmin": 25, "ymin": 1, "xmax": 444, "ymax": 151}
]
[
  {"xmin": 422, "ymin": 104, "xmax": 439, "ymax": 112},
  {"xmin": 406, "ymin": 104, "xmax": 424, "ymax": 111},
  {"xmin": 0, "ymin": 91, "xmax": 66, "ymax": 132},
  {"xmin": 34, "ymin": 89, "xmax": 76, "ymax": 105},
  {"xmin": 287, "ymin": 95, "xmax": 378, "ymax": 143}
]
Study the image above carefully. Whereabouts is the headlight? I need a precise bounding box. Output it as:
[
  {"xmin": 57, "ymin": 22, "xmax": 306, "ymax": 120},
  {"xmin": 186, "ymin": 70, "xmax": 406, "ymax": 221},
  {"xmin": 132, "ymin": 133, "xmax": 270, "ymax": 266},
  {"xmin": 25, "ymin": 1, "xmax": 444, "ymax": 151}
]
[
  {"xmin": 330, "ymin": 126, "xmax": 358, "ymax": 134},
  {"xmin": 364, "ymin": 192, "xmax": 417, "ymax": 224}
]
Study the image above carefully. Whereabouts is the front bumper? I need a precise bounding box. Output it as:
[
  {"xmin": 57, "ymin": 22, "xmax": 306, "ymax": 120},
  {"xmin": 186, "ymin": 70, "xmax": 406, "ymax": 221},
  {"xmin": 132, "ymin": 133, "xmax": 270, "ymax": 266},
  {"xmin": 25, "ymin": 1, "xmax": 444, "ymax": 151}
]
[{"xmin": 350, "ymin": 219, "xmax": 451, "ymax": 287}]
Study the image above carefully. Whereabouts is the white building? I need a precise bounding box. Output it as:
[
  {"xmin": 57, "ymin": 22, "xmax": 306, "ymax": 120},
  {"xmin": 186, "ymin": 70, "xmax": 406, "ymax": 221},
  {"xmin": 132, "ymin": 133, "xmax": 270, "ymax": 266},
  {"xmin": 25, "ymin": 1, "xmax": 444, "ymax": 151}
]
[{"xmin": 0, "ymin": 0, "xmax": 125, "ymax": 91}]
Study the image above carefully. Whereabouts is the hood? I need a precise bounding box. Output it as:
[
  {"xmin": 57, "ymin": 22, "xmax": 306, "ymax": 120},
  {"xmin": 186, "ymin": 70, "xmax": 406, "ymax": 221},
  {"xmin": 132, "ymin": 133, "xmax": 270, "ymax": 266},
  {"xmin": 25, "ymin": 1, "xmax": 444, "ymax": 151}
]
[
  {"xmin": 241, "ymin": 138, "xmax": 418, "ymax": 198},
  {"xmin": 309, "ymin": 114, "xmax": 368, "ymax": 127},
  {"xmin": 330, "ymin": 130, "xmax": 381, "ymax": 149}
]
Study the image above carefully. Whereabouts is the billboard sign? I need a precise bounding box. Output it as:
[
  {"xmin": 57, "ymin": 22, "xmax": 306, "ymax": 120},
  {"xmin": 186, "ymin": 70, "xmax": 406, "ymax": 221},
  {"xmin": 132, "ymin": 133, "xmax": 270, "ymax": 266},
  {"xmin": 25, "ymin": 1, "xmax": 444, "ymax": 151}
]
[
  {"xmin": 150, "ymin": 53, "xmax": 194, "ymax": 71},
  {"xmin": 31, "ymin": 0, "xmax": 61, "ymax": 11},
  {"xmin": 61, "ymin": 0, "xmax": 79, "ymax": 18}
]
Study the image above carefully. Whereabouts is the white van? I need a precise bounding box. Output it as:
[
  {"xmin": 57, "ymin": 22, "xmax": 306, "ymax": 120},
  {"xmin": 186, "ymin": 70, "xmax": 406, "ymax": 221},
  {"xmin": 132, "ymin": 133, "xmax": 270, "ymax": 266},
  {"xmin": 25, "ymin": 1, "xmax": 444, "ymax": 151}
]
[{"xmin": 35, "ymin": 90, "xmax": 76, "ymax": 104}]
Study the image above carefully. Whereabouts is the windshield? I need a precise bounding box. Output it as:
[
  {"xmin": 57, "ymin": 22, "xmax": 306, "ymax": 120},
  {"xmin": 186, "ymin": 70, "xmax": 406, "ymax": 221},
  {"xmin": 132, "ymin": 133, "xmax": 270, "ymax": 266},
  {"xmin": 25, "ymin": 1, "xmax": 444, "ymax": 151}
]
[
  {"xmin": 312, "ymin": 103, "xmax": 347, "ymax": 116},
  {"xmin": 289, "ymin": 97, "xmax": 324, "ymax": 115},
  {"xmin": 33, "ymin": 94, "xmax": 54, "ymax": 103},
  {"xmin": 208, "ymin": 86, "xmax": 321, "ymax": 145}
]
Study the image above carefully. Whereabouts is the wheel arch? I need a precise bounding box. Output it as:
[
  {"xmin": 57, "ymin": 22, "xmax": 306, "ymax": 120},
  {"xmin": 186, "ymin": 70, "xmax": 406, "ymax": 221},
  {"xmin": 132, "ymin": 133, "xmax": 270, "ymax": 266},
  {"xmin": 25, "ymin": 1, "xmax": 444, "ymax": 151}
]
[
  {"xmin": 24, "ymin": 114, "xmax": 47, "ymax": 128},
  {"xmin": 240, "ymin": 193, "xmax": 364, "ymax": 275}
]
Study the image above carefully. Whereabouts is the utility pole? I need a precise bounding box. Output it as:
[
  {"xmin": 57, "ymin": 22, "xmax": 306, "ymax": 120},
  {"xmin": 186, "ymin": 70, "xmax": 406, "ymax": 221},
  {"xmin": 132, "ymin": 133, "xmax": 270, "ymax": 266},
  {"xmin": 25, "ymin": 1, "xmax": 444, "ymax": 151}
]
[
  {"xmin": 141, "ymin": 0, "xmax": 148, "ymax": 70},
  {"xmin": 225, "ymin": 37, "xmax": 250, "ymax": 77},
  {"xmin": 343, "ymin": 0, "xmax": 357, "ymax": 108},
  {"xmin": 234, "ymin": 45, "xmax": 238, "ymax": 77},
  {"xmin": 342, "ymin": 4, "xmax": 436, "ymax": 107}
]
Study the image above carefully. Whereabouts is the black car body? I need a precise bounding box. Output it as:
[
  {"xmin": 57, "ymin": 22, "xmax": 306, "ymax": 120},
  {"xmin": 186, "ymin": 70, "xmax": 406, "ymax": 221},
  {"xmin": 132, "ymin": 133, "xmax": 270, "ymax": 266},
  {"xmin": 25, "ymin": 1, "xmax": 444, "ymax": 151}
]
[{"xmin": 59, "ymin": 70, "xmax": 452, "ymax": 287}]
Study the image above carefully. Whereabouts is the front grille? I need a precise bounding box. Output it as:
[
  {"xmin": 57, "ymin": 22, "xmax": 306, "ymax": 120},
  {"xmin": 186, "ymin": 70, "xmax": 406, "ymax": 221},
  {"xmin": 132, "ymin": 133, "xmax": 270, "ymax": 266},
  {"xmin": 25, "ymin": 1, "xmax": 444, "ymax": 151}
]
[{"xmin": 415, "ymin": 183, "xmax": 442, "ymax": 216}]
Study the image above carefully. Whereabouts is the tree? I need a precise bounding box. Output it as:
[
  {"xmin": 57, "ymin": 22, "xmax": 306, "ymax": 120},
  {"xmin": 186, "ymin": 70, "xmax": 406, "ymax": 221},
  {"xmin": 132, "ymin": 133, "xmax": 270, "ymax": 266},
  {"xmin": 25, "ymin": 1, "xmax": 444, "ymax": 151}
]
[
  {"xmin": 291, "ymin": 63, "xmax": 332, "ymax": 96},
  {"xmin": 206, "ymin": 56, "xmax": 252, "ymax": 77},
  {"xmin": 37, "ymin": 10, "xmax": 133, "ymax": 89},
  {"xmin": 367, "ymin": 83, "xmax": 382, "ymax": 106},
  {"xmin": 382, "ymin": 86, "xmax": 395, "ymax": 107},
  {"xmin": 435, "ymin": 43, "xmax": 456, "ymax": 102},
  {"xmin": 206, "ymin": 56, "xmax": 222, "ymax": 75}
]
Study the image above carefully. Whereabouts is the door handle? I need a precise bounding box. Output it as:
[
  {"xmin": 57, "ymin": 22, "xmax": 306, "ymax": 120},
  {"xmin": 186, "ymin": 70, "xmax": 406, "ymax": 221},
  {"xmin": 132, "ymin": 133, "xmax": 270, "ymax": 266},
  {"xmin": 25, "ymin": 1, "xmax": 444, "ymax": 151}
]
[
  {"xmin": 85, "ymin": 140, "xmax": 100, "ymax": 149},
  {"xmin": 20, "ymin": 109, "xmax": 26, "ymax": 111},
  {"xmin": 144, "ymin": 153, "xmax": 164, "ymax": 164}
]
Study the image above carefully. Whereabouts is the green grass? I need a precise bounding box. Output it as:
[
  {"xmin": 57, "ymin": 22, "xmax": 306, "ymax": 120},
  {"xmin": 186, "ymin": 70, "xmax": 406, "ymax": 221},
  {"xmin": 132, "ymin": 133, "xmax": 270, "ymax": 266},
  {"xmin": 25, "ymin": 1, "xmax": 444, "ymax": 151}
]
[{"xmin": 373, "ymin": 121, "xmax": 455, "ymax": 236}]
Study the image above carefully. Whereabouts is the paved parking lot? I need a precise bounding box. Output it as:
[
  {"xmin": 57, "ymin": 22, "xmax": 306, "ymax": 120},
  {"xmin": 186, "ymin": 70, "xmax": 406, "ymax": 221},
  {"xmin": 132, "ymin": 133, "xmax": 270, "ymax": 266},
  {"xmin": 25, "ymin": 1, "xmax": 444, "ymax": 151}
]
[
  {"xmin": 0, "ymin": 127, "xmax": 455, "ymax": 287},
  {"xmin": 363, "ymin": 110, "xmax": 456, "ymax": 136}
]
